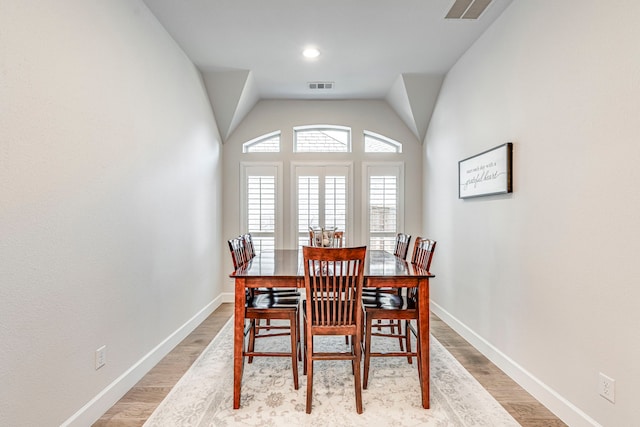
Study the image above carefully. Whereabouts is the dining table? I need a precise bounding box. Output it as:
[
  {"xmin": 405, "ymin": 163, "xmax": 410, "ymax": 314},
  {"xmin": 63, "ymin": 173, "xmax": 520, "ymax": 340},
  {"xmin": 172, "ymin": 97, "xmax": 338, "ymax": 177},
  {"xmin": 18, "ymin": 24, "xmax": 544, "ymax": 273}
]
[{"xmin": 229, "ymin": 248, "xmax": 435, "ymax": 409}]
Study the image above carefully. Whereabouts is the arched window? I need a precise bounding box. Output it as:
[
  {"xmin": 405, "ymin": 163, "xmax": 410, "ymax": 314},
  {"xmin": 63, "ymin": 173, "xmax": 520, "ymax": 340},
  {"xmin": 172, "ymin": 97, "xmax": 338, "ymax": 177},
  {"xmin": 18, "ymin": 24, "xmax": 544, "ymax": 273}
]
[
  {"xmin": 242, "ymin": 131, "xmax": 281, "ymax": 153},
  {"xmin": 364, "ymin": 130, "xmax": 402, "ymax": 153},
  {"xmin": 294, "ymin": 125, "xmax": 351, "ymax": 152}
]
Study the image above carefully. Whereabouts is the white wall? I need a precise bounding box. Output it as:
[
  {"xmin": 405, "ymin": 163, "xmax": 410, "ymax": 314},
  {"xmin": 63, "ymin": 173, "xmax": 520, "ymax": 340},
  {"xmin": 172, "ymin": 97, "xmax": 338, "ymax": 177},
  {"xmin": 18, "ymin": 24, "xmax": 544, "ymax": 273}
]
[
  {"xmin": 0, "ymin": 1, "xmax": 223, "ymax": 425},
  {"xmin": 424, "ymin": 1, "xmax": 640, "ymax": 425},
  {"xmin": 222, "ymin": 99, "xmax": 423, "ymax": 290}
]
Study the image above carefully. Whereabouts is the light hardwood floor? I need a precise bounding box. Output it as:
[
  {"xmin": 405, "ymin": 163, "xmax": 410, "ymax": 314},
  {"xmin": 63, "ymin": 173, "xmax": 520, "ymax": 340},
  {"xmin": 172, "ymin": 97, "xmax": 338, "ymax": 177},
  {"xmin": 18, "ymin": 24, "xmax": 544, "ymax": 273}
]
[{"xmin": 94, "ymin": 303, "xmax": 566, "ymax": 426}]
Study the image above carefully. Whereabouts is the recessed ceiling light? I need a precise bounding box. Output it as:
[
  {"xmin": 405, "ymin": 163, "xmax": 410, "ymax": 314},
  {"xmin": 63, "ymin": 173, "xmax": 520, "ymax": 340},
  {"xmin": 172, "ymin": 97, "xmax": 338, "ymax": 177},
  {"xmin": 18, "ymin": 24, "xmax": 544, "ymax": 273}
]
[{"xmin": 302, "ymin": 47, "xmax": 320, "ymax": 59}]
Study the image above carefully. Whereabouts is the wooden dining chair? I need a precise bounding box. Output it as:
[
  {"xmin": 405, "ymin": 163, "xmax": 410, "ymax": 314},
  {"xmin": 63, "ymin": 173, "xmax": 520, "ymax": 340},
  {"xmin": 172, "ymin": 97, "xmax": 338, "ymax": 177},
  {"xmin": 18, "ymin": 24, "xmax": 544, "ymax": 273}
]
[
  {"xmin": 241, "ymin": 232, "xmax": 256, "ymax": 261},
  {"xmin": 227, "ymin": 236, "xmax": 301, "ymax": 389},
  {"xmin": 302, "ymin": 246, "xmax": 367, "ymax": 414},
  {"xmin": 362, "ymin": 233, "xmax": 411, "ymax": 299},
  {"xmin": 362, "ymin": 233, "xmax": 412, "ymax": 341},
  {"xmin": 228, "ymin": 235, "xmax": 249, "ymax": 269},
  {"xmin": 240, "ymin": 233, "xmax": 301, "ymax": 354},
  {"xmin": 308, "ymin": 227, "xmax": 320, "ymax": 246},
  {"xmin": 393, "ymin": 232, "xmax": 412, "ymax": 260},
  {"xmin": 333, "ymin": 231, "xmax": 344, "ymax": 247},
  {"xmin": 362, "ymin": 237, "xmax": 436, "ymax": 389}
]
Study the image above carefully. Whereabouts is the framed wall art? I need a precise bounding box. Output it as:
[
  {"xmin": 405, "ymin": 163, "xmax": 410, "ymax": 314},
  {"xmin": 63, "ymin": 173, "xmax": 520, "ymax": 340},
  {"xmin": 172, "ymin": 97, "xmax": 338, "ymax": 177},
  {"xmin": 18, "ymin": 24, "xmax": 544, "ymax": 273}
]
[{"xmin": 458, "ymin": 142, "xmax": 513, "ymax": 199}]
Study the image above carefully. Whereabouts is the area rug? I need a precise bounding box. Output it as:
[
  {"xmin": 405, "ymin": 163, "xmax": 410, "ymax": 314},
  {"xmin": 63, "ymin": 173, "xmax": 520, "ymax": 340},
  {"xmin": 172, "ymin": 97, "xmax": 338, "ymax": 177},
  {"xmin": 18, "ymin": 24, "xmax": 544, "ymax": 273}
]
[{"xmin": 144, "ymin": 318, "xmax": 520, "ymax": 426}]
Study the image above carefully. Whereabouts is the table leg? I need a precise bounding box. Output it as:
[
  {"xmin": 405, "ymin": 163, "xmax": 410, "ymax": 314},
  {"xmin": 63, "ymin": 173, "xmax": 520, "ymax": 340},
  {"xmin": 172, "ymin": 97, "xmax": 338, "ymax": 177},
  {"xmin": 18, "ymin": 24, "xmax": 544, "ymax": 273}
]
[
  {"xmin": 417, "ymin": 277, "xmax": 430, "ymax": 409},
  {"xmin": 233, "ymin": 278, "xmax": 246, "ymax": 409}
]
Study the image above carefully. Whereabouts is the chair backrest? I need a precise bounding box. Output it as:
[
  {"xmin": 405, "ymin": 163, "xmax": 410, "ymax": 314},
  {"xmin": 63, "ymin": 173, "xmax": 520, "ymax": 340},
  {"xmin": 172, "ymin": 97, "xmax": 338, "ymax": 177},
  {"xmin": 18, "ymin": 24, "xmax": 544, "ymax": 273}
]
[
  {"xmin": 228, "ymin": 236, "xmax": 248, "ymax": 269},
  {"xmin": 303, "ymin": 246, "xmax": 367, "ymax": 330},
  {"xmin": 411, "ymin": 237, "xmax": 436, "ymax": 270},
  {"xmin": 393, "ymin": 233, "xmax": 412, "ymax": 260},
  {"xmin": 241, "ymin": 233, "xmax": 256, "ymax": 261}
]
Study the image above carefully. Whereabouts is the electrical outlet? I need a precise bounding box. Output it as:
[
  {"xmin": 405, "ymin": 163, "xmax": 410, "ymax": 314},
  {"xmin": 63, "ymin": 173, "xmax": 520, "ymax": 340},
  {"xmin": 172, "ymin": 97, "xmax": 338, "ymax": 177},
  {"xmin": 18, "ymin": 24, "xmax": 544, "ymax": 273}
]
[
  {"xmin": 598, "ymin": 372, "xmax": 615, "ymax": 403},
  {"xmin": 95, "ymin": 345, "xmax": 107, "ymax": 370}
]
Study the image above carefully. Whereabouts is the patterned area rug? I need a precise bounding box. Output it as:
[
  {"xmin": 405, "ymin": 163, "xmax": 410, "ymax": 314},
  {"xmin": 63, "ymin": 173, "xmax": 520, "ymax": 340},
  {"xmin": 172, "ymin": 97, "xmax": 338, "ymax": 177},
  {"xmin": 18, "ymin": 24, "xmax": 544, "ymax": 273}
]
[{"xmin": 144, "ymin": 318, "xmax": 519, "ymax": 426}]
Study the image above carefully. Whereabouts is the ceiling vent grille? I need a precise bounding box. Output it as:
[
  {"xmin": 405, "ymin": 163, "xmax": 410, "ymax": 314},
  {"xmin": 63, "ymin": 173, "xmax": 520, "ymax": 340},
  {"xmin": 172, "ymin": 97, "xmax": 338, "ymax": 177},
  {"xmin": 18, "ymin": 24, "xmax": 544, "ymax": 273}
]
[
  {"xmin": 445, "ymin": 0, "xmax": 492, "ymax": 19},
  {"xmin": 308, "ymin": 81, "xmax": 334, "ymax": 90}
]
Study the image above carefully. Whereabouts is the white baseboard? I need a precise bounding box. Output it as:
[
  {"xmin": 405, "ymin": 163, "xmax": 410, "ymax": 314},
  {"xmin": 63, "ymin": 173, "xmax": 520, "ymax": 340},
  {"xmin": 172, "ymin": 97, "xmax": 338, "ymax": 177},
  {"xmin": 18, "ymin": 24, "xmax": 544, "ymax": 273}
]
[
  {"xmin": 430, "ymin": 301, "xmax": 601, "ymax": 427},
  {"xmin": 61, "ymin": 293, "xmax": 234, "ymax": 427}
]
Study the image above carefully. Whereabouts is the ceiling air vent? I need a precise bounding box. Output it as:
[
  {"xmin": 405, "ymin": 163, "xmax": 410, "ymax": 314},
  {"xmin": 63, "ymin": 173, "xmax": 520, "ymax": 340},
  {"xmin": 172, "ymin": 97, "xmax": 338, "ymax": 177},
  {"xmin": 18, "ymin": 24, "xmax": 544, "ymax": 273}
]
[
  {"xmin": 308, "ymin": 81, "xmax": 334, "ymax": 90},
  {"xmin": 445, "ymin": 0, "xmax": 492, "ymax": 19}
]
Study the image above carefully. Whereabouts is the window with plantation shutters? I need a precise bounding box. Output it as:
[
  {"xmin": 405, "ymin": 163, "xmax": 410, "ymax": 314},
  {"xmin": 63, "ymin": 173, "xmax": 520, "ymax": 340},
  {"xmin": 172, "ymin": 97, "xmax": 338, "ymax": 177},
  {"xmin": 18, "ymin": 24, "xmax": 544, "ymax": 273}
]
[
  {"xmin": 297, "ymin": 175, "xmax": 319, "ymax": 243},
  {"xmin": 294, "ymin": 164, "xmax": 350, "ymax": 248},
  {"xmin": 247, "ymin": 175, "xmax": 275, "ymax": 252},
  {"xmin": 364, "ymin": 163, "xmax": 404, "ymax": 252},
  {"xmin": 241, "ymin": 163, "xmax": 282, "ymax": 252},
  {"xmin": 324, "ymin": 175, "xmax": 347, "ymax": 232}
]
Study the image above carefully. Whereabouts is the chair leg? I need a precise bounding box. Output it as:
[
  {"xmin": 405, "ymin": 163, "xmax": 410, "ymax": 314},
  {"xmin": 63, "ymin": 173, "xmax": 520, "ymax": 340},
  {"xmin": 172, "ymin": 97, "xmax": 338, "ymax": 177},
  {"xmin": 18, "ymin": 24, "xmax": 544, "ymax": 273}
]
[
  {"xmin": 289, "ymin": 312, "xmax": 299, "ymax": 390},
  {"xmin": 397, "ymin": 320, "xmax": 405, "ymax": 352},
  {"xmin": 248, "ymin": 319, "xmax": 256, "ymax": 363},
  {"xmin": 363, "ymin": 314, "xmax": 373, "ymax": 389},
  {"xmin": 415, "ymin": 327, "xmax": 422, "ymax": 383},
  {"xmin": 405, "ymin": 320, "xmax": 413, "ymax": 364},
  {"xmin": 303, "ymin": 317, "xmax": 308, "ymax": 376},
  {"xmin": 350, "ymin": 335, "xmax": 356, "ymax": 375},
  {"xmin": 297, "ymin": 310, "xmax": 302, "ymax": 362},
  {"xmin": 353, "ymin": 336, "xmax": 363, "ymax": 414},
  {"xmin": 360, "ymin": 306, "xmax": 366, "ymax": 345},
  {"xmin": 306, "ymin": 341, "xmax": 313, "ymax": 413}
]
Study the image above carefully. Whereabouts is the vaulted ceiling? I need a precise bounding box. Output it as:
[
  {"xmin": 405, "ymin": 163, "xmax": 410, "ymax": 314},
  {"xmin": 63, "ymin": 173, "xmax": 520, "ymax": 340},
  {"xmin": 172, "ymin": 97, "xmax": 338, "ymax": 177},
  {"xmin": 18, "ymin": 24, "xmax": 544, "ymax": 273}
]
[{"xmin": 143, "ymin": 0, "xmax": 513, "ymax": 142}]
